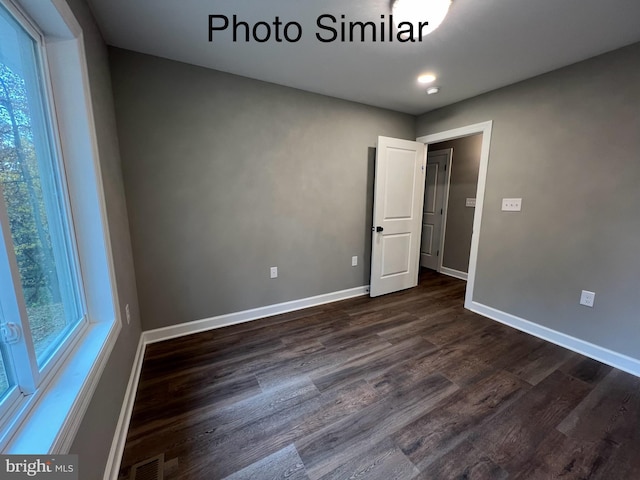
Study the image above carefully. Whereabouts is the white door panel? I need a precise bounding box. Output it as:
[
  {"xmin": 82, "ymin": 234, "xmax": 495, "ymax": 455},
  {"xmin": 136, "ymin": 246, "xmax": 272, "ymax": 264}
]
[
  {"xmin": 422, "ymin": 224, "xmax": 434, "ymax": 254},
  {"xmin": 383, "ymin": 149, "xmax": 418, "ymax": 219},
  {"xmin": 381, "ymin": 234, "xmax": 412, "ymax": 277},
  {"xmin": 424, "ymin": 163, "xmax": 439, "ymax": 214},
  {"xmin": 370, "ymin": 136, "xmax": 426, "ymax": 297}
]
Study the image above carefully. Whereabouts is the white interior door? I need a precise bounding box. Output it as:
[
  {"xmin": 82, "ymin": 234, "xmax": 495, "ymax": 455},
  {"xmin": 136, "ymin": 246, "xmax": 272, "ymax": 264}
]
[
  {"xmin": 420, "ymin": 149, "xmax": 452, "ymax": 270},
  {"xmin": 370, "ymin": 136, "xmax": 426, "ymax": 297}
]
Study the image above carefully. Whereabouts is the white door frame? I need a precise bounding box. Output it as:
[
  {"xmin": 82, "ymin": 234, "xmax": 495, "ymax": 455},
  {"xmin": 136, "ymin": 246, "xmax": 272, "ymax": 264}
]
[
  {"xmin": 436, "ymin": 149, "xmax": 453, "ymax": 274},
  {"xmin": 416, "ymin": 120, "xmax": 493, "ymax": 310}
]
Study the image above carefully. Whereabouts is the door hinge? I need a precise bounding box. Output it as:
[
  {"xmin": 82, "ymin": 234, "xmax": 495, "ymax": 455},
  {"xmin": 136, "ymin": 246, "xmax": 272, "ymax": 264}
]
[
  {"xmin": 444, "ymin": 164, "xmax": 447, "ymax": 171},
  {"xmin": 440, "ymin": 208, "xmax": 443, "ymax": 215},
  {"xmin": 1, "ymin": 322, "xmax": 21, "ymax": 345},
  {"xmin": 436, "ymin": 250, "xmax": 440, "ymax": 257}
]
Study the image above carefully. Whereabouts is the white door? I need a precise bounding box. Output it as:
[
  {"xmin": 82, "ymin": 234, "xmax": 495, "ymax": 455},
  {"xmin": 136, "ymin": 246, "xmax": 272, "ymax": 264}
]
[
  {"xmin": 421, "ymin": 149, "xmax": 452, "ymax": 270},
  {"xmin": 370, "ymin": 136, "xmax": 426, "ymax": 297}
]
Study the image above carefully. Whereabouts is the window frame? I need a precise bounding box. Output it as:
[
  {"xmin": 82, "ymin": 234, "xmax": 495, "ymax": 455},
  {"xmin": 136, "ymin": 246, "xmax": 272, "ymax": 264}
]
[
  {"xmin": 30, "ymin": 16, "xmax": 90, "ymax": 372},
  {"xmin": 0, "ymin": 0, "xmax": 123, "ymax": 453}
]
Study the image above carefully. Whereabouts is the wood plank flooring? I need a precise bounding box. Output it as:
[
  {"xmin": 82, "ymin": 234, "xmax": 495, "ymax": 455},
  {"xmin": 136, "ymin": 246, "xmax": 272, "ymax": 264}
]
[{"xmin": 117, "ymin": 270, "xmax": 640, "ymax": 480}]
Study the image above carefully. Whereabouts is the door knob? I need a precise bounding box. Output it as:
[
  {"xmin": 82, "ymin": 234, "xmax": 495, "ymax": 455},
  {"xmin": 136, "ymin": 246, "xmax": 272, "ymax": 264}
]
[{"xmin": 376, "ymin": 226, "xmax": 384, "ymax": 232}]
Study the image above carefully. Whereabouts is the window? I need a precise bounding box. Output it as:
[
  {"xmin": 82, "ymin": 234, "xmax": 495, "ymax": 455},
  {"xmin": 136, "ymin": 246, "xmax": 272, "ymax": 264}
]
[
  {"xmin": 0, "ymin": 0, "xmax": 121, "ymax": 453},
  {"xmin": 0, "ymin": 0, "xmax": 85, "ymax": 413},
  {"xmin": 0, "ymin": 0, "xmax": 85, "ymax": 372}
]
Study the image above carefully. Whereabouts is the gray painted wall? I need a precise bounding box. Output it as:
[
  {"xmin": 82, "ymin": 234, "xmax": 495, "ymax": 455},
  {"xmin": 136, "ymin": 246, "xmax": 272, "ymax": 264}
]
[
  {"xmin": 109, "ymin": 49, "xmax": 415, "ymax": 331},
  {"xmin": 429, "ymin": 134, "xmax": 481, "ymax": 273},
  {"xmin": 64, "ymin": 1, "xmax": 141, "ymax": 479},
  {"xmin": 417, "ymin": 42, "xmax": 640, "ymax": 360}
]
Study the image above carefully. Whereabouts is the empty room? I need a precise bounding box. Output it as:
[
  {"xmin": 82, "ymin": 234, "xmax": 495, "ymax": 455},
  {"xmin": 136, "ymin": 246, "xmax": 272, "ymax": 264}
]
[{"xmin": 0, "ymin": 0, "xmax": 639, "ymax": 479}]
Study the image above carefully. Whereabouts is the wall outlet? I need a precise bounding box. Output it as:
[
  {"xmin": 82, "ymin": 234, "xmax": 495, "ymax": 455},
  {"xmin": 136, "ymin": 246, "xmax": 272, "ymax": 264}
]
[
  {"xmin": 352, "ymin": 255, "xmax": 358, "ymax": 267},
  {"xmin": 125, "ymin": 304, "xmax": 131, "ymax": 324},
  {"xmin": 270, "ymin": 266, "xmax": 278, "ymax": 279},
  {"xmin": 501, "ymin": 198, "xmax": 522, "ymax": 211},
  {"xmin": 580, "ymin": 290, "xmax": 595, "ymax": 307}
]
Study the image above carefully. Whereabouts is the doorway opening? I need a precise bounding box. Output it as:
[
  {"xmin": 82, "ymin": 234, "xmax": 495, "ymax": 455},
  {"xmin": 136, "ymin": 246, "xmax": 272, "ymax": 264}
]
[
  {"xmin": 417, "ymin": 121, "xmax": 493, "ymax": 309},
  {"xmin": 421, "ymin": 134, "xmax": 482, "ymax": 280}
]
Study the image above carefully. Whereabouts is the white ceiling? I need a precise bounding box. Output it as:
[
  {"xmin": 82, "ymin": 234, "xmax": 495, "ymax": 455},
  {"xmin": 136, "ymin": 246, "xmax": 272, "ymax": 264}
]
[{"xmin": 86, "ymin": 0, "xmax": 640, "ymax": 115}]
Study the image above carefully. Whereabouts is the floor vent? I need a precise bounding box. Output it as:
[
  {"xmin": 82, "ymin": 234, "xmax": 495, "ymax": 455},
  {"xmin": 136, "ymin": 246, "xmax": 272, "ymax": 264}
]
[{"xmin": 130, "ymin": 453, "xmax": 164, "ymax": 480}]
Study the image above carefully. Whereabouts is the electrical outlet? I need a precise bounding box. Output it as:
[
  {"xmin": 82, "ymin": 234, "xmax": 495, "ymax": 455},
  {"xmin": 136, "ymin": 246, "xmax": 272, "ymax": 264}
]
[
  {"xmin": 270, "ymin": 266, "xmax": 278, "ymax": 279},
  {"xmin": 580, "ymin": 290, "xmax": 595, "ymax": 307},
  {"xmin": 501, "ymin": 198, "xmax": 522, "ymax": 211},
  {"xmin": 352, "ymin": 256, "xmax": 358, "ymax": 267},
  {"xmin": 125, "ymin": 304, "xmax": 131, "ymax": 324}
]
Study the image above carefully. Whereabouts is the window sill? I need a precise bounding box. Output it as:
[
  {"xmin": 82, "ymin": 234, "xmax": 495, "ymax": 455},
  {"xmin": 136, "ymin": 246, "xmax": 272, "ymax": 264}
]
[{"xmin": 2, "ymin": 318, "xmax": 121, "ymax": 453}]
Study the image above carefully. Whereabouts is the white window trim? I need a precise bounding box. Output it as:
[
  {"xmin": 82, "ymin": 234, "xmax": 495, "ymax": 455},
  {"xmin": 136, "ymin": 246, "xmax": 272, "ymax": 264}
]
[{"xmin": 0, "ymin": 0, "xmax": 122, "ymax": 452}]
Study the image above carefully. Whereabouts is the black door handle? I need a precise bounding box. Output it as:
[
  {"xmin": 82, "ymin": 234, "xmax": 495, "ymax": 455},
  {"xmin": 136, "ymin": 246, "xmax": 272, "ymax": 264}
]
[{"xmin": 376, "ymin": 226, "xmax": 384, "ymax": 232}]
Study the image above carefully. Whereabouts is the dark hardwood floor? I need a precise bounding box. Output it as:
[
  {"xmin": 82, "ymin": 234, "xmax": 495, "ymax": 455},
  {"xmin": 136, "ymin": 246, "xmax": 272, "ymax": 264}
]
[{"xmin": 118, "ymin": 270, "xmax": 640, "ymax": 480}]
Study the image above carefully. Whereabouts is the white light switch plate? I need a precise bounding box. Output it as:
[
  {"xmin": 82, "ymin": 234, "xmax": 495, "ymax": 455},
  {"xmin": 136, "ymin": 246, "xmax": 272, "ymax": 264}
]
[
  {"xmin": 270, "ymin": 266, "xmax": 278, "ymax": 278},
  {"xmin": 502, "ymin": 198, "xmax": 522, "ymax": 211},
  {"xmin": 466, "ymin": 198, "xmax": 476, "ymax": 208},
  {"xmin": 351, "ymin": 256, "xmax": 358, "ymax": 267}
]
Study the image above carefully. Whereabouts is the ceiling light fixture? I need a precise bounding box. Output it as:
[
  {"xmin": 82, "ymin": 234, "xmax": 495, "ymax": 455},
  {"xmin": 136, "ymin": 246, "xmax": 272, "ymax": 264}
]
[
  {"xmin": 427, "ymin": 87, "xmax": 440, "ymax": 95},
  {"xmin": 417, "ymin": 74, "xmax": 436, "ymax": 84},
  {"xmin": 392, "ymin": 0, "xmax": 452, "ymax": 38}
]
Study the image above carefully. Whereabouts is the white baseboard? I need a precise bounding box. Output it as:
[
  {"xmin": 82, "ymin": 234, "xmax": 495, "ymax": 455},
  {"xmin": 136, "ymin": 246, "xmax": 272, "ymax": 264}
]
[
  {"xmin": 103, "ymin": 284, "xmax": 370, "ymax": 479},
  {"xmin": 467, "ymin": 300, "xmax": 640, "ymax": 377},
  {"xmin": 103, "ymin": 336, "xmax": 146, "ymax": 480},
  {"xmin": 440, "ymin": 267, "xmax": 468, "ymax": 281},
  {"xmin": 143, "ymin": 285, "xmax": 370, "ymax": 344}
]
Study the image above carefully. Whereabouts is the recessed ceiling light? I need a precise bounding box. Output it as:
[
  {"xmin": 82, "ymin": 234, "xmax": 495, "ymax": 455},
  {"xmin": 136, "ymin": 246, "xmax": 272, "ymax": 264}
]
[
  {"xmin": 418, "ymin": 74, "xmax": 436, "ymax": 84},
  {"xmin": 427, "ymin": 87, "xmax": 440, "ymax": 95}
]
